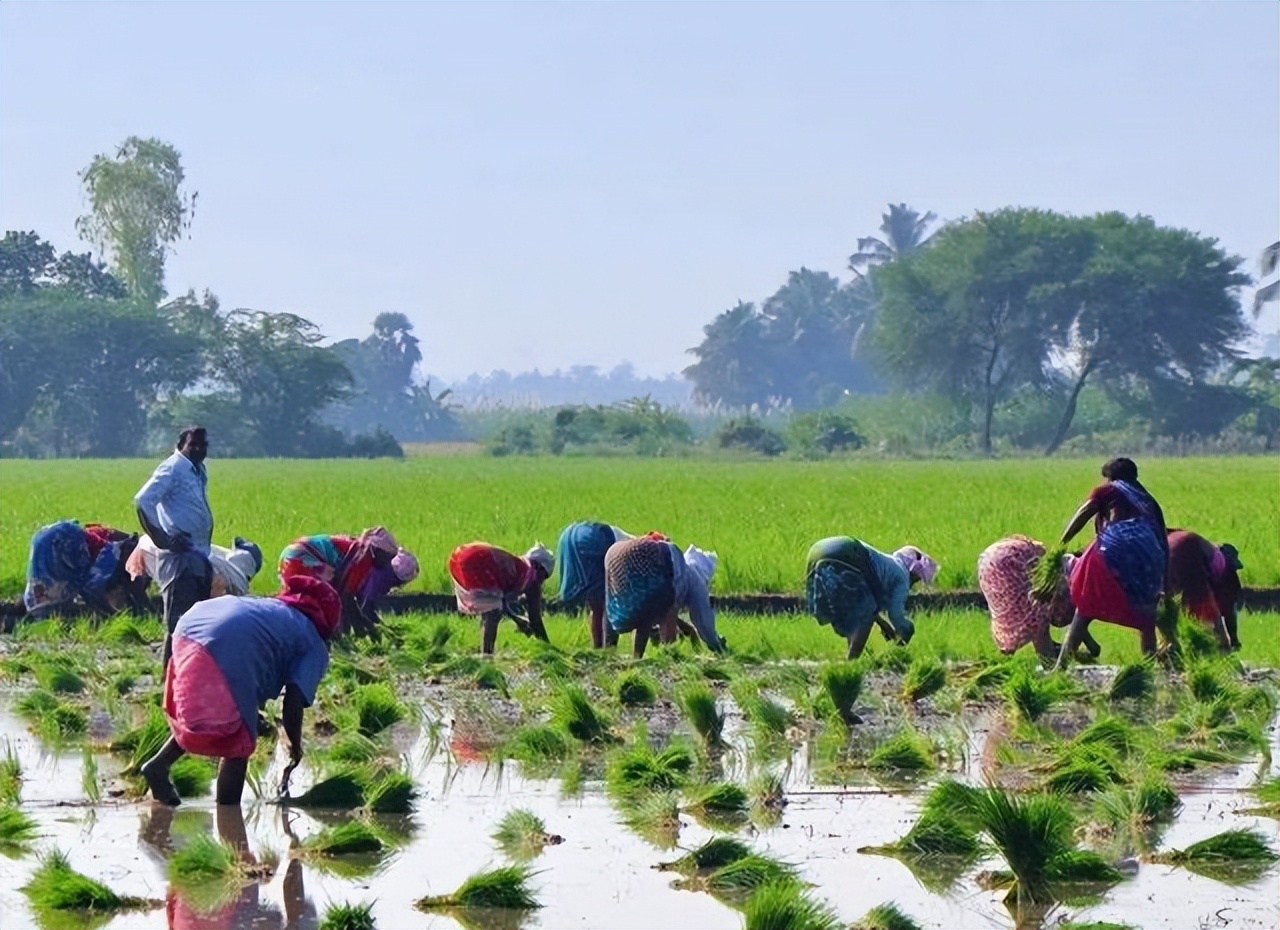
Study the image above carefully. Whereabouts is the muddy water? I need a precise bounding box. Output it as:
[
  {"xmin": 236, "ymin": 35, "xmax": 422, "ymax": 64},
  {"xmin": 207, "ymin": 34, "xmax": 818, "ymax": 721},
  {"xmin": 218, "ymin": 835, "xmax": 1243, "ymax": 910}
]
[{"xmin": 1, "ymin": 697, "xmax": 1276, "ymax": 930}]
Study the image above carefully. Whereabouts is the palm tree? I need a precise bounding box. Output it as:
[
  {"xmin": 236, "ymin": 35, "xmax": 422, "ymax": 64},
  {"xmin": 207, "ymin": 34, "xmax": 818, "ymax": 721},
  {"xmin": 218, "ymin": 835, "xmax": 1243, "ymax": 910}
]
[
  {"xmin": 1253, "ymin": 241, "xmax": 1278, "ymax": 317},
  {"xmin": 848, "ymin": 203, "xmax": 937, "ymax": 277}
]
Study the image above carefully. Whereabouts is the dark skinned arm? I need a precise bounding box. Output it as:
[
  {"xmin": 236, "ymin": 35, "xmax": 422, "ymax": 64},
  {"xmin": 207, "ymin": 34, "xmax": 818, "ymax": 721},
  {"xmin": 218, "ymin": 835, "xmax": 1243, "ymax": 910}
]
[
  {"xmin": 136, "ymin": 508, "xmax": 189, "ymax": 552},
  {"xmin": 524, "ymin": 585, "xmax": 549, "ymax": 642},
  {"xmin": 1062, "ymin": 499, "xmax": 1099, "ymax": 545}
]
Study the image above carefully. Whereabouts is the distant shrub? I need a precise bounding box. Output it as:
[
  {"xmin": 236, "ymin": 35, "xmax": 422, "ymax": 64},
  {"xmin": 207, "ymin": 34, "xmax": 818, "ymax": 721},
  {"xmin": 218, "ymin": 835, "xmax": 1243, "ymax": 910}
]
[{"xmin": 717, "ymin": 417, "xmax": 786, "ymax": 456}]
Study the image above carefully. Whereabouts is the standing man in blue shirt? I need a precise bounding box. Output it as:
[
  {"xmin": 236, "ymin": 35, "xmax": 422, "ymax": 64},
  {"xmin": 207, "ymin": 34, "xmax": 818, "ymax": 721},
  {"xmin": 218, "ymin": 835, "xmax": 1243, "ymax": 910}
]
[{"xmin": 135, "ymin": 426, "xmax": 215, "ymax": 665}]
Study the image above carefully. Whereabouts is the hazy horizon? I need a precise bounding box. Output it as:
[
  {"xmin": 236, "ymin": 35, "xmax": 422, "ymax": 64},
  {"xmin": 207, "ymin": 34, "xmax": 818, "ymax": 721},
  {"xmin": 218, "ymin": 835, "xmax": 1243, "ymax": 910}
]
[{"xmin": 2, "ymin": 3, "xmax": 1277, "ymax": 381}]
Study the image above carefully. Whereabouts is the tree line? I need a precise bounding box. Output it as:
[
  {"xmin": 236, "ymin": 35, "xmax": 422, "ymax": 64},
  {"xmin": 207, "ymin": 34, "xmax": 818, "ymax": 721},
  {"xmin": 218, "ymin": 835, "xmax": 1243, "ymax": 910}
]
[
  {"xmin": 0, "ymin": 138, "xmax": 459, "ymax": 458},
  {"xmin": 684, "ymin": 205, "xmax": 1280, "ymax": 454}
]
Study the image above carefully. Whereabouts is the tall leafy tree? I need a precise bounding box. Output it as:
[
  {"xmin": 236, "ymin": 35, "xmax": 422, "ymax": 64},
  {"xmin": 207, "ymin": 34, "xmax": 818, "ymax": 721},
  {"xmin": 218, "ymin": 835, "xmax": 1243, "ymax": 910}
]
[
  {"xmin": 76, "ymin": 137, "xmax": 196, "ymax": 306},
  {"xmin": 873, "ymin": 208, "xmax": 1094, "ymax": 454},
  {"xmin": 1254, "ymin": 241, "xmax": 1279, "ymax": 316},
  {"xmin": 683, "ymin": 300, "xmax": 771, "ymax": 408},
  {"xmin": 848, "ymin": 203, "xmax": 937, "ymax": 277},
  {"xmin": 1042, "ymin": 214, "xmax": 1250, "ymax": 453}
]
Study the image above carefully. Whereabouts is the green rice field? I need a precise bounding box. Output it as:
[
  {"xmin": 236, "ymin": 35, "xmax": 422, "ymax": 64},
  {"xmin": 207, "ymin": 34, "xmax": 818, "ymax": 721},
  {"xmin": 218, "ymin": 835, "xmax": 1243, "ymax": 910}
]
[{"xmin": 2, "ymin": 455, "xmax": 1277, "ymax": 598}]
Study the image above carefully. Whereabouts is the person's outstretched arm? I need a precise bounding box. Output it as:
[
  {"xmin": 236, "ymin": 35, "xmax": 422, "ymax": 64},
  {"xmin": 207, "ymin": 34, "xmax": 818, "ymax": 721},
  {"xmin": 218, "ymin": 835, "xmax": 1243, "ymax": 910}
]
[{"xmin": 1062, "ymin": 499, "xmax": 1099, "ymax": 544}]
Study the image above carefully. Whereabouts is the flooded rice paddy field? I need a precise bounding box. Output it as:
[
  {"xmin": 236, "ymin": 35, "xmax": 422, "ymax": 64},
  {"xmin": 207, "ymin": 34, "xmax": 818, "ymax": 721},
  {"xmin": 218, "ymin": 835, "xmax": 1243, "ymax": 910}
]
[{"xmin": 0, "ymin": 619, "xmax": 1277, "ymax": 930}]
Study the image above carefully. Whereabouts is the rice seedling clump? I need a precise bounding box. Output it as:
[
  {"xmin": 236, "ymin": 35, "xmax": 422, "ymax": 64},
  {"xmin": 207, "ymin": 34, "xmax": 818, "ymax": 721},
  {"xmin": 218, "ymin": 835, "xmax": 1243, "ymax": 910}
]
[
  {"xmin": 492, "ymin": 808, "xmax": 563, "ymax": 858},
  {"xmin": 678, "ymin": 683, "xmax": 725, "ymax": 748},
  {"xmin": 168, "ymin": 834, "xmax": 239, "ymax": 883},
  {"xmin": 615, "ymin": 670, "xmax": 658, "ymax": 706},
  {"xmin": 552, "ymin": 685, "xmax": 613, "ymax": 744},
  {"xmin": 866, "ymin": 730, "xmax": 934, "ymax": 772},
  {"xmin": 743, "ymin": 881, "xmax": 839, "ymax": 930},
  {"xmin": 658, "ymin": 836, "xmax": 752, "ymax": 874},
  {"xmin": 0, "ymin": 803, "xmax": 39, "ymax": 846},
  {"xmin": 606, "ymin": 743, "xmax": 695, "ymax": 795},
  {"xmin": 901, "ymin": 658, "xmax": 946, "ymax": 703},
  {"xmin": 364, "ymin": 771, "xmax": 416, "ymax": 814},
  {"xmin": 304, "ymin": 820, "xmax": 385, "ymax": 856},
  {"xmin": 288, "ymin": 770, "xmax": 369, "ymax": 809},
  {"xmin": 1108, "ymin": 662, "xmax": 1154, "ymax": 702},
  {"xmin": 1148, "ymin": 829, "xmax": 1278, "ymax": 883},
  {"xmin": 416, "ymin": 864, "xmax": 541, "ymax": 909},
  {"xmin": 23, "ymin": 848, "xmax": 151, "ymax": 913},
  {"xmin": 819, "ymin": 663, "xmax": 864, "ymax": 725},
  {"xmin": 353, "ymin": 684, "xmax": 407, "ymax": 737},
  {"xmin": 684, "ymin": 781, "xmax": 749, "ymax": 814},
  {"xmin": 319, "ymin": 901, "xmax": 377, "ymax": 930},
  {"xmin": 170, "ymin": 755, "xmax": 217, "ymax": 797},
  {"xmin": 703, "ymin": 853, "xmax": 798, "ymax": 897},
  {"xmin": 851, "ymin": 902, "xmax": 924, "ymax": 930},
  {"xmin": 505, "ymin": 724, "xmax": 570, "ymax": 764}
]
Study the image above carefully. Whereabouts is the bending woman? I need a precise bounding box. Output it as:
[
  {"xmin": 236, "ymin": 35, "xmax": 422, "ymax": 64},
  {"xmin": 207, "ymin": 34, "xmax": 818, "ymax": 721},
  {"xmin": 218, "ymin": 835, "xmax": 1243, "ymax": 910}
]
[
  {"xmin": 805, "ymin": 537, "xmax": 938, "ymax": 659},
  {"xmin": 557, "ymin": 521, "xmax": 634, "ymax": 648},
  {"xmin": 1055, "ymin": 457, "xmax": 1168, "ymax": 668},
  {"xmin": 278, "ymin": 526, "xmax": 419, "ymax": 637},
  {"xmin": 604, "ymin": 533, "xmax": 725, "ymax": 658},
  {"xmin": 449, "ymin": 541, "xmax": 555, "ymax": 654},
  {"xmin": 23, "ymin": 520, "xmax": 144, "ymax": 618},
  {"xmin": 141, "ymin": 575, "xmax": 339, "ymax": 806},
  {"xmin": 1166, "ymin": 528, "xmax": 1243, "ymax": 651},
  {"xmin": 977, "ymin": 535, "xmax": 1089, "ymax": 661}
]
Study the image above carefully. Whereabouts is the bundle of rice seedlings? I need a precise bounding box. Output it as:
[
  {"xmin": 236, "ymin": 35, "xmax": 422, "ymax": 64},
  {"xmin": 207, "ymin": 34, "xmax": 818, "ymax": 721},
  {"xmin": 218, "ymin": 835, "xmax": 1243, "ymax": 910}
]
[
  {"xmin": 530, "ymin": 646, "xmax": 576, "ymax": 680},
  {"xmin": 919, "ymin": 780, "xmax": 982, "ymax": 829},
  {"xmin": 552, "ymin": 685, "xmax": 613, "ymax": 744},
  {"xmin": 1002, "ymin": 661, "xmax": 1066, "ymax": 722},
  {"xmin": 168, "ymin": 834, "xmax": 240, "ymax": 883},
  {"xmin": 866, "ymin": 730, "xmax": 934, "ymax": 772},
  {"xmin": 1177, "ymin": 615, "xmax": 1222, "ymax": 661},
  {"xmin": 678, "ymin": 684, "xmax": 725, "ymax": 748},
  {"xmin": 684, "ymin": 782, "xmax": 749, "ymax": 815},
  {"xmin": 119, "ymin": 705, "xmax": 172, "ymax": 774},
  {"xmin": 901, "ymin": 658, "xmax": 946, "ymax": 703},
  {"xmin": 657, "ymin": 836, "xmax": 752, "ymax": 874},
  {"xmin": 964, "ymin": 787, "xmax": 1115, "ymax": 905},
  {"xmin": 743, "ymin": 881, "xmax": 839, "ymax": 930},
  {"xmin": 415, "ymin": 864, "xmax": 541, "ymax": 910},
  {"xmin": 1099, "ymin": 777, "xmax": 1180, "ymax": 831},
  {"xmin": 850, "ymin": 902, "xmax": 924, "ymax": 930},
  {"xmin": 1108, "ymin": 662, "xmax": 1154, "ymax": 702},
  {"xmin": 15, "ymin": 688, "xmax": 60, "ymax": 721},
  {"xmin": 439, "ymin": 655, "xmax": 483, "ymax": 680},
  {"xmin": 35, "ymin": 660, "xmax": 86, "ymax": 695},
  {"xmin": 319, "ymin": 901, "xmax": 377, "ymax": 930},
  {"xmin": 819, "ymin": 663, "xmax": 864, "ymax": 726},
  {"xmin": 1148, "ymin": 829, "xmax": 1278, "ymax": 883},
  {"xmin": 1044, "ymin": 758, "xmax": 1116, "ymax": 795},
  {"xmin": 288, "ymin": 769, "xmax": 370, "ymax": 809},
  {"xmin": 492, "ymin": 809, "xmax": 562, "ymax": 859},
  {"xmin": 364, "ymin": 771, "xmax": 416, "ymax": 814},
  {"xmin": 0, "ymin": 803, "xmax": 39, "ymax": 846},
  {"xmin": 1186, "ymin": 662, "xmax": 1232, "ymax": 703},
  {"xmin": 98, "ymin": 615, "xmax": 151, "ymax": 647},
  {"xmin": 1073, "ymin": 716, "xmax": 1139, "ymax": 756},
  {"xmin": 750, "ymin": 771, "xmax": 787, "ymax": 812},
  {"xmin": 961, "ymin": 660, "xmax": 1013, "ymax": 700},
  {"xmin": 0, "ymin": 743, "xmax": 22, "ymax": 803},
  {"xmin": 419, "ymin": 619, "xmax": 455, "ymax": 665},
  {"xmin": 303, "ymin": 820, "xmax": 385, "ymax": 857},
  {"xmin": 606, "ymin": 743, "xmax": 695, "ymax": 795},
  {"xmin": 732, "ymin": 681, "xmax": 795, "ymax": 738},
  {"xmin": 1028, "ymin": 546, "xmax": 1069, "ymax": 603},
  {"xmin": 82, "ymin": 748, "xmax": 101, "ymax": 803},
  {"xmin": 1246, "ymin": 776, "xmax": 1280, "ymax": 817},
  {"xmin": 472, "ymin": 662, "xmax": 508, "ymax": 695},
  {"xmin": 702, "ymin": 854, "xmax": 799, "ymax": 898},
  {"xmin": 170, "ymin": 755, "xmax": 217, "ymax": 797},
  {"xmin": 41, "ymin": 702, "xmax": 88, "ymax": 741},
  {"xmin": 614, "ymin": 670, "xmax": 658, "ymax": 706},
  {"xmin": 505, "ymin": 724, "xmax": 571, "ymax": 764},
  {"xmin": 353, "ymin": 684, "xmax": 407, "ymax": 737},
  {"xmin": 22, "ymin": 848, "xmax": 152, "ymax": 913},
  {"xmin": 327, "ymin": 732, "xmax": 385, "ymax": 765},
  {"xmin": 859, "ymin": 810, "xmax": 982, "ymax": 858}
]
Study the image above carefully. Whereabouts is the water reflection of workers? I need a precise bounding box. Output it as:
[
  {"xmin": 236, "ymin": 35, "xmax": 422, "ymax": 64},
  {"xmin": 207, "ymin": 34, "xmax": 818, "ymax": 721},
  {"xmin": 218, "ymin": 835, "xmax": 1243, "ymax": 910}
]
[{"xmin": 138, "ymin": 804, "xmax": 316, "ymax": 929}]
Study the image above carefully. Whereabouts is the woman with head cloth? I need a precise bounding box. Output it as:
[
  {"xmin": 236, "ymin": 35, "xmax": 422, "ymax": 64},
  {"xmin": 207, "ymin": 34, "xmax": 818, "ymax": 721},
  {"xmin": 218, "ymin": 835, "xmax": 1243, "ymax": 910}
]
[
  {"xmin": 805, "ymin": 537, "xmax": 938, "ymax": 659},
  {"xmin": 1056, "ymin": 457, "xmax": 1169, "ymax": 668},
  {"xmin": 557, "ymin": 521, "xmax": 636, "ymax": 648},
  {"xmin": 604, "ymin": 533, "xmax": 725, "ymax": 659},
  {"xmin": 278, "ymin": 526, "xmax": 419, "ymax": 637},
  {"xmin": 140, "ymin": 575, "xmax": 340, "ymax": 806},
  {"xmin": 449, "ymin": 541, "xmax": 555, "ymax": 654},
  {"xmin": 23, "ymin": 520, "xmax": 144, "ymax": 618}
]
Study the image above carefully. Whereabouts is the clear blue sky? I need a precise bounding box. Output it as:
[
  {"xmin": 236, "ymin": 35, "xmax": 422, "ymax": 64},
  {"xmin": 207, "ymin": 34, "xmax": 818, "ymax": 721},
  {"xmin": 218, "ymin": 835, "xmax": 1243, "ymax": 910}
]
[{"xmin": 2, "ymin": 2, "xmax": 1277, "ymax": 381}]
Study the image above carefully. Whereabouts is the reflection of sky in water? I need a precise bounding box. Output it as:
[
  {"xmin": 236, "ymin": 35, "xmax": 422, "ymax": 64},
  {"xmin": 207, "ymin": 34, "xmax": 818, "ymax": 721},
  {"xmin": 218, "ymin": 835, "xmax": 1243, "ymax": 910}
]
[{"xmin": 0, "ymin": 698, "xmax": 1276, "ymax": 930}]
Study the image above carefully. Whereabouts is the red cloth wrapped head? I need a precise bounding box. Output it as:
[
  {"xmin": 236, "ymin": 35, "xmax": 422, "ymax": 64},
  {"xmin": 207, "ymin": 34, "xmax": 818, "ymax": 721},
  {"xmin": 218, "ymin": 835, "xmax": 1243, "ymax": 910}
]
[{"xmin": 276, "ymin": 575, "xmax": 342, "ymax": 639}]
